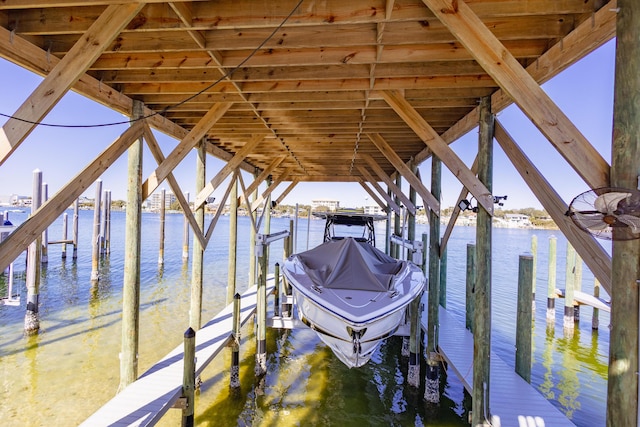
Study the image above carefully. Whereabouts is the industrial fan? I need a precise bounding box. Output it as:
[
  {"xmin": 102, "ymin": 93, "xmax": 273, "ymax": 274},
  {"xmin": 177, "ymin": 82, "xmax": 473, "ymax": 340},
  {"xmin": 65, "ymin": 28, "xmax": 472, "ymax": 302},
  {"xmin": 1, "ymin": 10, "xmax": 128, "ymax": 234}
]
[{"xmin": 566, "ymin": 187, "xmax": 640, "ymax": 241}]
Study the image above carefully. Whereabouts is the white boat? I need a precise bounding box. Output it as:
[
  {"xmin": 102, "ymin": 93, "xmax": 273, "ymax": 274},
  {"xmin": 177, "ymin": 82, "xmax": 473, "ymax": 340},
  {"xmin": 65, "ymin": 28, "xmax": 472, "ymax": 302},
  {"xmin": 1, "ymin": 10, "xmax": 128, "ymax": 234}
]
[{"xmin": 282, "ymin": 213, "xmax": 426, "ymax": 368}]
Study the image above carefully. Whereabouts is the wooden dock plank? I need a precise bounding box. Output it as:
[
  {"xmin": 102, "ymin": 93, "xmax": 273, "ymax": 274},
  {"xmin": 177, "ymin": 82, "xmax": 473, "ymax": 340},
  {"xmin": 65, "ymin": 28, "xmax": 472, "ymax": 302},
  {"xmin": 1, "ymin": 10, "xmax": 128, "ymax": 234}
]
[
  {"xmin": 431, "ymin": 306, "xmax": 575, "ymax": 427},
  {"xmin": 81, "ymin": 282, "xmax": 273, "ymax": 427}
]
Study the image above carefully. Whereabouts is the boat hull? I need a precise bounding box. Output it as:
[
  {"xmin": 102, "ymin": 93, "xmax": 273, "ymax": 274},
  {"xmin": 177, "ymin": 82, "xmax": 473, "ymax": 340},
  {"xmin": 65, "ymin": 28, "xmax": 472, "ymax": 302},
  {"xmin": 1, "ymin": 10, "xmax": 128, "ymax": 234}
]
[{"xmin": 283, "ymin": 238, "xmax": 425, "ymax": 368}]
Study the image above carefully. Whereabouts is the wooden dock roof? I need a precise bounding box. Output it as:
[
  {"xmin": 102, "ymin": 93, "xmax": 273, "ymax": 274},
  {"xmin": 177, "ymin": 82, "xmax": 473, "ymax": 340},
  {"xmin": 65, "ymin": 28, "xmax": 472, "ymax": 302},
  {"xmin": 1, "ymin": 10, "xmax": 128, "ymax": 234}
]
[{"xmin": 0, "ymin": 1, "xmax": 614, "ymax": 189}]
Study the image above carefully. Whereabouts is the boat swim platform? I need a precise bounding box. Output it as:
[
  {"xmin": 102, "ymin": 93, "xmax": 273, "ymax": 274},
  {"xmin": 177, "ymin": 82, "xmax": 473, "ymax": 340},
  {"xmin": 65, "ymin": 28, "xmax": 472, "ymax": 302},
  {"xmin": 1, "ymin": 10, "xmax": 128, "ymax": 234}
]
[
  {"xmin": 81, "ymin": 281, "xmax": 274, "ymax": 427},
  {"xmin": 431, "ymin": 306, "xmax": 575, "ymax": 427},
  {"xmin": 554, "ymin": 289, "xmax": 611, "ymax": 312}
]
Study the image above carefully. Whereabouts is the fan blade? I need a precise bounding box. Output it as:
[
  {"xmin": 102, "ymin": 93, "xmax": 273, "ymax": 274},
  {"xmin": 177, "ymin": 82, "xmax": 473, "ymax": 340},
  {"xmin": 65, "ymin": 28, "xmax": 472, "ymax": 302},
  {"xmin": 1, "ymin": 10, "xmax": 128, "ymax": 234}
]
[
  {"xmin": 572, "ymin": 212, "xmax": 610, "ymax": 231},
  {"xmin": 617, "ymin": 214, "xmax": 640, "ymax": 234},
  {"xmin": 594, "ymin": 192, "xmax": 631, "ymax": 214}
]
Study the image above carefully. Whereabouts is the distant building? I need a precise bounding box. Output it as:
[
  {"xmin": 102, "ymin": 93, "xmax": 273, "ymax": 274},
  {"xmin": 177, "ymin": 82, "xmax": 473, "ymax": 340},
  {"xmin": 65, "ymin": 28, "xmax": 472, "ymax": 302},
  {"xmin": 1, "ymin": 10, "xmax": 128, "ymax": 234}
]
[
  {"xmin": 11, "ymin": 194, "xmax": 31, "ymax": 207},
  {"xmin": 363, "ymin": 205, "xmax": 385, "ymax": 215},
  {"xmin": 312, "ymin": 199, "xmax": 339, "ymax": 212},
  {"xmin": 504, "ymin": 213, "xmax": 532, "ymax": 228},
  {"xmin": 147, "ymin": 191, "xmax": 177, "ymax": 211}
]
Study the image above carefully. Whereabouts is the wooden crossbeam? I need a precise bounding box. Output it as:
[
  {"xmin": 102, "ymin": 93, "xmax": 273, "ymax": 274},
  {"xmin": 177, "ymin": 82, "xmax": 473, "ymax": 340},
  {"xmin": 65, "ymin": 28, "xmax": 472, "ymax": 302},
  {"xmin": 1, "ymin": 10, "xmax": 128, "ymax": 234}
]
[
  {"xmin": 367, "ymin": 133, "xmax": 440, "ymax": 214},
  {"xmin": 0, "ymin": 3, "xmax": 144, "ymax": 167},
  {"xmin": 357, "ymin": 180, "xmax": 388, "ymax": 212},
  {"xmin": 421, "ymin": 0, "xmax": 610, "ymax": 190},
  {"xmin": 381, "ymin": 89, "xmax": 493, "ymax": 214},
  {"xmin": 250, "ymin": 169, "xmax": 292, "ymax": 212},
  {"xmin": 360, "ymin": 154, "xmax": 415, "ymax": 215},
  {"xmin": 275, "ymin": 179, "xmax": 300, "ymax": 206},
  {"xmin": 194, "ymin": 135, "xmax": 263, "ymax": 209},
  {"xmin": 356, "ymin": 165, "xmax": 401, "ymax": 215},
  {"xmin": 494, "ymin": 120, "xmax": 611, "ymax": 294},
  {"xmin": 238, "ymin": 155, "xmax": 287, "ymax": 205},
  {"xmin": 143, "ymin": 102, "xmax": 233, "ymax": 200},
  {"xmin": 142, "ymin": 124, "xmax": 207, "ymax": 249},
  {"xmin": 0, "ymin": 121, "xmax": 146, "ymax": 272},
  {"xmin": 204, "ymin": 170, "xmax": 237, "ymax": 245}
]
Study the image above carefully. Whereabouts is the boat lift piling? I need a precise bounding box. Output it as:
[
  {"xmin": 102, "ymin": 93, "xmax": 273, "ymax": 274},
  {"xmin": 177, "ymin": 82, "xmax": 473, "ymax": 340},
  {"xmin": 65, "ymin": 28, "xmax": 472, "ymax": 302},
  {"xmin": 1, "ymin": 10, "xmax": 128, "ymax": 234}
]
[
  {"xmin": 158, "ymin": 188, "xmax": 166, "ymax": 266},
  {"xmin": 182, "ymin": 192, "xmax": 190, "ymax": 262},
  {"xmin": 546, "ymin": 236, "xmax": 557, "ymax": 323},
  {"xmin": 230, "ymin": 293, "xmax": 241, "ymax": 391},
  {"xmin": 90, "ymin": 179, "xmax": 102, "ymax": 283},
  {"xmin": 516, "ymin": 253, "xmax": 533, "ymax": 383},
  {"xmin": 41, "ymin": 182, "xmax": 48, "ymax": 264},
  {"xmin": 24, "ymin": 169, "xmax": 43, "ymax": 334}
]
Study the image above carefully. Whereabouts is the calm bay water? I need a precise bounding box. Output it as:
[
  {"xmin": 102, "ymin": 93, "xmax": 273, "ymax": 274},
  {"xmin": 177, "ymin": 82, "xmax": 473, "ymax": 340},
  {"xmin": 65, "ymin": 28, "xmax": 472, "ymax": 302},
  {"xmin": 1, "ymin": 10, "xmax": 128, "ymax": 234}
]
[{"xmin": 0, "ymin": 210, "xmax": 608, "ymax": 426}]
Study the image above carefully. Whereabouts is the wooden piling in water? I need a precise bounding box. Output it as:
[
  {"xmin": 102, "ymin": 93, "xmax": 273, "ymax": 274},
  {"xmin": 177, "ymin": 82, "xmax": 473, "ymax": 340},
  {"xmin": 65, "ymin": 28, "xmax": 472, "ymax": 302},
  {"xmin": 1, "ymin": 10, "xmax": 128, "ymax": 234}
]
[
  {"xmin": 41, "ymin": 182, "xmax": 48, "ymax": 264},
  {"xmin": 90, "ymin": 179, "xmax": 102, "ymax": 283},
  {"xmin": 158, "ymin": 188, "xmax": 166, "ymax": 265},
  {"xmin": 531, "ymin": 235, "xmax": 537, "ymax": 311},
  {"xmin": 608, "ymin": 2, "xmax": 640, "ymax": 420},
  {"xmin": 546, "ymin": 236, "xmax": 557, "ymax": 323},
  {"xmin": 563, "ymin": 244, "xmax": 576, "ymax": 331},
  {"xmin": 104, "ymin": 190, "xmax": 111, "ymax": 256},
  {"xmin": 119, "ymin": 101, "xmax": 144, "ymax": 392},
  {"xmin": 440, "ymin": 246, "xmax": 447, "ymax": 308},
  {"xmin": 472, "ymin": 95, "xmax": 494, "ymax": 426},
  {"xmin": 255, "ymin": 241, "xmax": 267, "ymax": 377},
  {"xmin": 592, "ymin": 279, "xmax": 600, "ymax": 330},
  {"xmin": 190, "ymin": 140, "xmax": 206, "ymax": 331},
  {"xmin": 24, "ymin": 169, "xmax": 42, "ymax": 334},
  {"xmin": 274, "ymin": 263, "xmax": 281, "ymax": 317},
  {"xmin": 227, "ymin": 178, "xmax": 238, "ymax": 305},
  {"xmin": 61, "ymin": 213, "xmax": 68, "ymax": 259},
  {"xmin": 181, "ymin": 327, "xmax": 196, "ymax": 427},
  {"xmin": 466, "ymin": 243, "xmax": 476, "ymax": 333},
  {"xmin": 182, "ymin": 192, "xmax": 190, "ymax": 262},
  {"xmin": 406, "ymin": 163, "xmax": 419, "ymax": 380},
  {"xmin": 72, "ymin": 198, "xmax": 79, "ymax": 260},
  {"xmin": 573, "ymin": 252, "xmax": 583, "ymax": 323},
  {"xmin": 230, "ymin": 293, "xmax": 241, "ymax": 390},
  {"xmin": 393, "ymin": 176, "xmax": 402, "ymax": 259},
  {"xmin": 516, "ymin": 254, "xmax": 533, "ymax": 383},
  {"xmin": 425, "ymin": 155, "xmax": 441, "ymax": 404}
]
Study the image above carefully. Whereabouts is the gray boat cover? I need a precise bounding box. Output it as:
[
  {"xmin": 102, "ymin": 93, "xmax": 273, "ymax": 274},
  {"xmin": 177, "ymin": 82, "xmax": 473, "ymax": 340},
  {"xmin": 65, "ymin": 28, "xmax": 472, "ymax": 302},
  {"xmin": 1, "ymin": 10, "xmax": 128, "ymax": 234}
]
[{"xmin": 295, "ymin": 237, "xmax": 405, "ymax": 292}]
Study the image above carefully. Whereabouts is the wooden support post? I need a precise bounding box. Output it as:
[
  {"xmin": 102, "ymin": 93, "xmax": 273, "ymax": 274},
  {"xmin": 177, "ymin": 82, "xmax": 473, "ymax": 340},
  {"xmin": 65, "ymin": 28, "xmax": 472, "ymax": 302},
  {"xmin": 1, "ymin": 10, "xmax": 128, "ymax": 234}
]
[
  {"xmin": 100, "ymin": 189, "xmax": 107, "ymax": 255},
  {"xmin": 531, "ymin": 235, "xmax": 537, "ymax": 312},
  {"xmin": 158, "ymin": 188, "xmax": 166, "ymax": 266},
  {"xmin": 255, "ymin": 242, "xmax": 268, "ymax": 377},
  {"xmin": 466, "ymin": 243, "xmax": 476, "ymax": 333},
  {"xmin": 608, "ymin": 2, "xmax": 640, "ymax": 421},
  {"xmin": 393, "ymin": 176, "xmax": 402, "ymax": 259},
  {"xmin": 425, "ymin": 156, "xmax": 441, "ymax": 404},
  {"xmin": 573, "ymin": 253, "xmax": 583, "ymax": 323},
  {"xmin": 592, "ymin": 279, "xmax": 600, "ymax": 330},
  {"xmin": 182, "ymin": 192, "xmax": 190, "ymax": 262},
  {"xmin": 274, "ymin": 263, "xmax": 281, "ymax": 317},
  {"xmin": 293, "ymin": 203, "xmax": 299, "ymax": 254},
  {"xmin": 421, "ymin": 232, "xmax": 428, "ymax": 276},
  {"xmin": 404, "ymin": 163, "xmax": 418, "ymax": 359},
  {"xmin": 190, "ymin": 140, "xmax": 206, "ymax": 331},
  {"xmin": 385, "ymin": 208, "xmax": 392, "ymax": 256},
  {"xmin": 118, "ymin": 101, "xmax": 143, "ymax": 392},
  {"xmin": 563, "ymin": 244, "xmax": 576, "ymax": 331},
  {"xmin": 90, "ymin": 180, "xmax": 102, "ymax": 283},
  {"xmin": 24, "ymin": 169, "xmax": 42, "ymax": 335},
  {"xmin": 230, "ymin": 293, "xmax": 241, "ymax": 391},
  {"xmin": 408, "ymin": 295, "xmax": 422, "ymax": 388},
  {"xmin": 227, "ymin": 178, "xmax": 238, "ymax": 305},
  {"xmin": 104, "ymin": 190, "xmax": 111, "ymax": 256},
  {"xmin": 547, "ymin": 236, "xmax": 557, "ymax": 323},
  {"xmin": 516, "ymin": 254, "xmax": 533, "ymax": 383},
  {"xmin": 472, "ymin": 95, "xmax": 494, "ymax": 426},
  {"xmin": 282, "ymin": 220, "xmax": 294, "ymax": 318},
  {"xmin": 306, "ymin": 208, "xmax": 311, "ymax": 251},
  {"xmin": 181, "ymin": 327, "xmax": 196, "ymax": 427},
  {"xmin": 61, "ymin": 213, "xmax": 68, "ymax": 260},
  {"xmin": 41, "ymin": 183, "xmax": 48, "ymax": 264},
  {"xmin": 248, "ymin": 172, "xmax": 259, "ymax": 287},
  {"xmin": 72, "ymin": 199, "xmax": 79, "ymax": 260},
  {"xmin": 440, "ymin": 247, "xmax": 447, "ymax": 308}
]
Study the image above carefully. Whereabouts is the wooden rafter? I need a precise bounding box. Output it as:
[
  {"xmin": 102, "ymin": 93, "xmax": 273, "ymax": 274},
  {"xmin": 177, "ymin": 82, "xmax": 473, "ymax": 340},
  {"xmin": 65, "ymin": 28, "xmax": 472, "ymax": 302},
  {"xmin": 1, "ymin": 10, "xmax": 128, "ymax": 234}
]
[
  {"xmin": 367, "ymin": 133, "xmax": 440, "ymax": 214},
  {"xmin": 494, "ymin": 120, "xmax": 611, "ymax": 294},
  {"xmin": 275, "ymin": 179, "xmax": 300, "ymax": 207},
  {"xmin": 0, "ymin": 3, "xmax": 144, "ymax": 167},
  {"xmin": 358, "ymin": 180, "xmax": 388, "ymax": 212},
  {"xmin": 356, "ymin": 165, "xmax": 402, "ymax": 215},
  {"xmin": 251, "ymin": 168, "xmax": 292, "ymax": 212},
  {"xmin": 422, "ymin": 0, "xmax": 611, "ymax": 189},
  {"xmin": 381, "ymin": 89, "xmax": 494, "ymax": 214},
  {"xmin": 238, "ymin": 155, "xmax": 287, "ymax": 205},
  {"xmin": 360, "ymin": 154, "xmax": 416, "ymax": 215},
  {"xmin": 0, "ymin": 120, "xmax": 146, "ymax": 272},
  {"xmin": 142, "ymin": 124, "xmax": 207, "ymax": 249}
]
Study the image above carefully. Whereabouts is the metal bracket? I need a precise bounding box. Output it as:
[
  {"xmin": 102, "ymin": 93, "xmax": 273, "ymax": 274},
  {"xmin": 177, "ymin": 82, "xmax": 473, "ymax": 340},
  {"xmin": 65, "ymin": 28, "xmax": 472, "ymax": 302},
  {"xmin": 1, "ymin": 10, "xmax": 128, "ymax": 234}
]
[{"xmin": 172, "ymin": 397, "xmax": 188, "ymax": 410}]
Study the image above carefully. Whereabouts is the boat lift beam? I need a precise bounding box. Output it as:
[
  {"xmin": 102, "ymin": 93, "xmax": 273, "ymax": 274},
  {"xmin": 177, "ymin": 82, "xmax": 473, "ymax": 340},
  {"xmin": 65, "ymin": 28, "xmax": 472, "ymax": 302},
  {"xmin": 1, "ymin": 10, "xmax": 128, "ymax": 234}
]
[
  {"xmin": 255, "ymin": 230, "xmax": 290, "ymax": 257},
  {"xmin": 390, "ymin": 234, "xmax": 424, "ymax": 265}
]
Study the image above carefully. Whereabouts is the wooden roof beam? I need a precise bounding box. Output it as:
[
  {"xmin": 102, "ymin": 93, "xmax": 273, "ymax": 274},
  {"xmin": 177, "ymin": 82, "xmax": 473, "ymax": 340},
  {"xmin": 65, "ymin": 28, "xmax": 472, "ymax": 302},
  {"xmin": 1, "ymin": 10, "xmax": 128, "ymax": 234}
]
[
  {"xmin": 360, "ymin": 154, "xmax": 416, "ymax": 215},
  {"xmin": 367, "ymin": 133, "xmax": 440, "ymax": 214},
  {"xmin": 142, "ymin": 102, "xmax": 233, "ymax": 200},
  {"xmin": 0, "ymin": 3, "xmax": 144, "ymax": 167},
  {"xmin": 194, "ymin": 134, "xmax": 263, "ymax": 209},
  {"xmin": 0, "ymin": 120, "xmax": 146, "ymax": 272},
  {"xmin": 238, "ymin": 155, "xmax": 287, "ymax": 205},
  {"xmin": 275, "ymin": 179, "xmax": 300, "ymax": 207},
  {"xmin": 356, "ymin": 166, "xmax": 401, "ymax": 215},
  {"xmin": 250, "ymin": 168, "xmax": 293, "ymax": 213},
  {"xmin": 358, "ymin": 180, "xmax": 389, "ymax": 213},
  {"xmin": 494, "ymin": 120, "xmax": 611, "ymax": 294},
  {"xmin": 422, "ymin": 0, "xmax": 611, "ymax": 189},
  {"xmin": 382, "ymin": 89, "xmax": 493, "ymax": 214}
]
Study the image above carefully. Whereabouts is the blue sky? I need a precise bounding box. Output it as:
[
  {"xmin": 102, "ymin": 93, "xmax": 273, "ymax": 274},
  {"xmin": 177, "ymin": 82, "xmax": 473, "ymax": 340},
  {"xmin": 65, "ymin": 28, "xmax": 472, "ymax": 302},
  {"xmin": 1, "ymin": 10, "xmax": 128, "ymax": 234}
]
[{"xmin": 0, "ymin": 39, "xmax": 615, "ymax": 210}]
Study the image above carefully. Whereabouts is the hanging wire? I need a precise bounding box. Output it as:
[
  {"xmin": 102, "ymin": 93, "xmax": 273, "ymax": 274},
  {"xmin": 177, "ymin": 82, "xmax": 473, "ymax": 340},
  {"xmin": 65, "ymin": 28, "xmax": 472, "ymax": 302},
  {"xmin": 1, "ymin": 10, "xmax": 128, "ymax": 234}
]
[{"xmin": 0, "ymin": 0, "xmax": 305, "ymax": 129}]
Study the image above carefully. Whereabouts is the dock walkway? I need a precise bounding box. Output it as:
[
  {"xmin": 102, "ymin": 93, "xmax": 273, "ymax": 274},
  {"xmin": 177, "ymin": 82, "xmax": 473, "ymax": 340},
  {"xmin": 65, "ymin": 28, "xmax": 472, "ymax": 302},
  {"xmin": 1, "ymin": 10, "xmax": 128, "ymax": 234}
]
[
  {"xmin": 81, "ymin": 282, "xmax": 273, "ymax": 427},
  {"xmin": 432, "ymin": 306, "xmax": 575, "ymax": 426}
]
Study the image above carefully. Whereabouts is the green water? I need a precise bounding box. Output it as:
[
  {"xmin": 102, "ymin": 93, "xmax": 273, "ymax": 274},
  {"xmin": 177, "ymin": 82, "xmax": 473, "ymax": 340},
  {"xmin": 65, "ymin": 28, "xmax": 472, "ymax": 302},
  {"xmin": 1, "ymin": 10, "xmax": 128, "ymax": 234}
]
[{"xmin": 0, "ymin": 211, "xmax": 608, "ymax": 426}]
